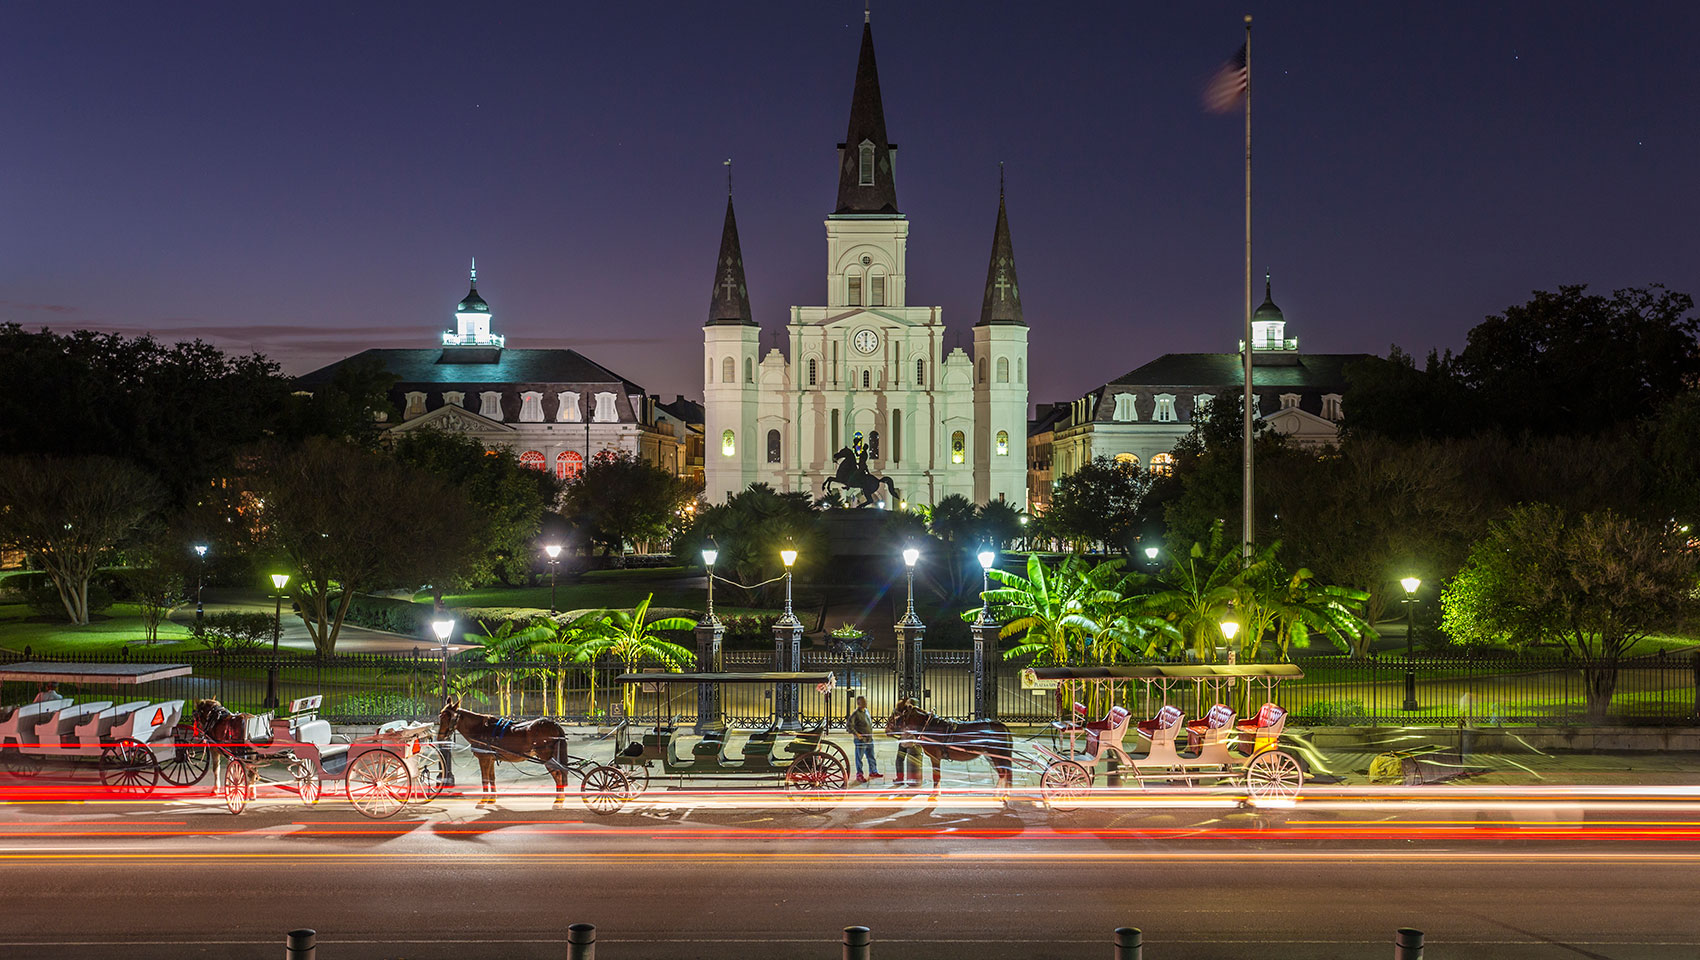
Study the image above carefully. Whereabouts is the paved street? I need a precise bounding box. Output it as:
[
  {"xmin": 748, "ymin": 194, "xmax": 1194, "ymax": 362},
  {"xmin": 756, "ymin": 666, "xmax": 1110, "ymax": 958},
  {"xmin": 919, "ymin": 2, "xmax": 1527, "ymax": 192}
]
[{"xmin": 4, "ymin": 758, "xmax": 1699, "ymax": 960}]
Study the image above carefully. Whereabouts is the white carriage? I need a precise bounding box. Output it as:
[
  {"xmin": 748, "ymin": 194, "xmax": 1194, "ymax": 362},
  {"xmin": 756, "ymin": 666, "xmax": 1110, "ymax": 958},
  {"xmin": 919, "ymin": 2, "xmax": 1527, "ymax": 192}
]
[{"xmin": 0, "ymin": 661, "xmax": 193, "ymax": 793}]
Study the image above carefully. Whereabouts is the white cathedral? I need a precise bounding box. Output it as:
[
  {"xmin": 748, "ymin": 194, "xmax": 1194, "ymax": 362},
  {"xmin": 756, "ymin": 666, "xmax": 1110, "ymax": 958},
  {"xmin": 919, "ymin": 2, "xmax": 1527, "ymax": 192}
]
[{"xmin": 702, "ymin": 16, "xmax": 1029, "ymax": 509}]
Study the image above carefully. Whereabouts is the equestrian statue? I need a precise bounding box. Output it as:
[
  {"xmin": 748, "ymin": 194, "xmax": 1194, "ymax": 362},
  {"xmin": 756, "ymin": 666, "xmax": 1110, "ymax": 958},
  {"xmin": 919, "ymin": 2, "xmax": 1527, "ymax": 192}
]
[{"xmin": 822, "ymin": 434, "xmax": 899, "ymax": 508}]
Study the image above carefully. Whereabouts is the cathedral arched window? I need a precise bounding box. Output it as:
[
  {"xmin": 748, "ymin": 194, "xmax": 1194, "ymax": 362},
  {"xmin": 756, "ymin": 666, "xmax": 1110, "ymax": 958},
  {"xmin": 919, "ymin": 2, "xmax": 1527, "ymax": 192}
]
[
  {"xmin": 556, "ymin": 451, "xmax": 583, "ymax": 480},
  {"xmin": 868, "ymin": 430, "xmax": 880, "ymax": 460},
  {"xmin": 831, "ymin": 409, "xmax": 840, "ymax": 451},
  {"xmin": 766, "ymin": 429, "xmax": 781, "ymax": 464},
  {"xmin": 1150, "ymin": 452, "xmax": 1175, "ymax": 476},
  {"xmin": 1017, "ymin": 358, "xmax": 1025, "ymax": 383},
  {"xmin": 861, "ymin": 369, "xmax": 870, "ymax": 389},
  {"xmin": 869, "ymin": 272, "xmax": 886, "ymax": 307},
  {"xmin": 519, "ymin": 451, "xmax": 546, "ymax": 472},
  {"xmin": 722, "ymin": 357, "xmax": 735, "ymax": 383},
  {"xmin": 848, "ymin": 273, "xmax": 863, "ymax": 306},
  {"xmin": 951, "ymin": 431, "xmax": 965, "ymax": 465},
  {"xmin": 977, "ymin": 358, "xmax": 987, "ymax": 383},
  {"xmin": 916, "ymin": 358, "xmax": 925, "ymax": 386},
  {"xmin": 745, "ymin": 357, "xmax": 754, "ymax": 383},
  {"xmin": 858, "ymin": 140, "xmax": 875, "ymax": 186},
  {"xmin": 996, "ymin": 430, "xmax": 1009, "ymax": 456},
  {"xmin": 807, "ymin": 357, "xmax": 818, "ymax": 386},
  {"xmin": 891, "ymin": 415, "xmax": 901, "ymax": 464},
  {"xmin": 721, "ymin": 430, "xmax": 736, "ymax": 457},
  {"xmin": 996, "ymin": 357, "xmax": 1009, "ymax": 383},
  {"xmin": 707, "ymin": 357, "xmax": 713, "ymax": 383}
]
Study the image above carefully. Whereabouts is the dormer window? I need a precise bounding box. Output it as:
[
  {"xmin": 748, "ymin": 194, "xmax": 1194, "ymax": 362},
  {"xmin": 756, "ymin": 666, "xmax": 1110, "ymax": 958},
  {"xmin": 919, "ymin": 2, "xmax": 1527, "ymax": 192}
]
[
  {"xmin": 443, "ymin": 391, "xmax": 465, "ymax": 408},
  {"xmin": 557, "ymin": 391, "xmax": 582, "ymax": 422},
  {"xmin": 1154, "ymin": 394, "xmax": 1177, "ymax": 422},
  {"xmin": 1322, "ymin": 393, "xmax": 1343, "ymax": 421},
  {"xmin": 1192, "ymin": 394, "xmax": 1213, "ymax": 419},
  {"xmin": 1112, "ymin": 393, "xmax": 1137, "ymax": 422},
  {"xmin": 478, "ymin": 391, "xmax": 504, "ymax": 420},
  {"xmin": 1280, "ymin": 393, "xmax": 1301, "ymax": 411},
  {"xmin": 518, "ymin": 391, "xmax": 544, "ymax": 422},
  {"xmin": 592, "ymin": 392, "xmax": 618, "ymax": 422},
  {"xmin": 858, "ymin": 140, "xmax": 875, "ymax": 186},
  {"xmin": 403, "ymin": 392, "xmax": 427, "ymax": 419}
]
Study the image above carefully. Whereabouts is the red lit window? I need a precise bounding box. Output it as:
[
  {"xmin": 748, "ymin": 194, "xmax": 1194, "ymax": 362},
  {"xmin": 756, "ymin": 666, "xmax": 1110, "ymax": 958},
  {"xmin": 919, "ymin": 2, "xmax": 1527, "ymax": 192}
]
[
  {"xmin": 519, "ymin": 451, "xmax": 546, "ymax": 471},
  {"xmin": 557, "ymin": 450, "xmax": 584, "ymax": 479}
]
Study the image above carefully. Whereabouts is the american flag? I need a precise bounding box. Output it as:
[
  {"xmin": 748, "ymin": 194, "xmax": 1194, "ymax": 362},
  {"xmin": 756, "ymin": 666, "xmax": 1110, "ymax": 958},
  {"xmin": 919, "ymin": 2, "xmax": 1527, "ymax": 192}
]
[{"xmin": 1203, "ymin": 43, "xmax": 1248, "ymax": 113}]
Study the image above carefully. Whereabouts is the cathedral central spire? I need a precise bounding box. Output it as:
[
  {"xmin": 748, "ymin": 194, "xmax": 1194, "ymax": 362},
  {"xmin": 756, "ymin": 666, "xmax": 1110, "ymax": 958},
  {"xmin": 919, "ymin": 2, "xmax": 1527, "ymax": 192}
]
[
  {"xmin": 834, "ymin": 18, "xmax": 900, "ymax": 216},
  {"xmin": 977, "ymin": 175, "xmax": 1025, "ymax": 326},
  {"xmin": 705, "ymin": 193, "xmax": 755, "ymax": 326}
]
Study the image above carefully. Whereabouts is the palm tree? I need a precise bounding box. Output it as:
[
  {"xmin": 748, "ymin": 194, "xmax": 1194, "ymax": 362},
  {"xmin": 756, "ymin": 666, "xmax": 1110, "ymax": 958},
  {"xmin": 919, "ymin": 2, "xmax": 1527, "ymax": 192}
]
[
  {"xmin": 523, "ymin": 610, "xmax": 618, "ymax": 718},
  {"xmin": 562, "ymin": 593, "xmax": 697, "ymax": 717},
  {"xmin": 1144, "ymin": 524, "xmax": 1250, "ymax": 662},
  {"xmin": 472, "ymin": 618, "xmax": 553, "ymax": 715},
  {"xmin": 1243, "ymin": 564, "xmax": 1378, "ymax": 659},
  {"xmin": 985, "ymin": 554, "xmax": 1115, "ymax": 665}
]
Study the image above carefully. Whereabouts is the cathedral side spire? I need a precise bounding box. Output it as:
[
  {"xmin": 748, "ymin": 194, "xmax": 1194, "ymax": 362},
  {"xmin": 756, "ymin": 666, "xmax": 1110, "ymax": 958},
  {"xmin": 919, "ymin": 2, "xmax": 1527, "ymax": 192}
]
[
  {"xmin": 834, "ymin": 19, "xmax": 900, "ymax": 216},
  {"xmin": 706, "ymin": 193, "xmax": 755, "ymax": 326},
  {"xmin": 976, "ymin": 179, "xmax": 1024, "ymax": 327}
]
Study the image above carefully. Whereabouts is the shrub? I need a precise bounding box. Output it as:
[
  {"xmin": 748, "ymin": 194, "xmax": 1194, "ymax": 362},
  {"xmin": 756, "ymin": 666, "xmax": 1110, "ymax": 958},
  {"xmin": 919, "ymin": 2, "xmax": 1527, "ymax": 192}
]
[
  {"xmin": 200, "ymin": 611, "xmax": 275, "ymax": 653},
  {"xmin": 339, "ymin": 595, "xmax": 437, "ymax": 636},
  {"xmin": 12, "ymin": 571, "xmax": 116, "ymax": 620},
  {"xmin": 1290, "ymin": 698, "xmax": 1369, "ymax": 726}
]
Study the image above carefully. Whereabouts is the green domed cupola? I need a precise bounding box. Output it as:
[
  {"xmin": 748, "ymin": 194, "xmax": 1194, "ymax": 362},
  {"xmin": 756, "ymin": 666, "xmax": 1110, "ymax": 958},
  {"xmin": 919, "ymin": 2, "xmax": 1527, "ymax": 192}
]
[
  {"xmin": 443, "ymin": 259, "xmax": 504, "ymax": 348},
  {"xmin": 1249, "ymin": 272, "xmax": 1295, "ymax": 351}
]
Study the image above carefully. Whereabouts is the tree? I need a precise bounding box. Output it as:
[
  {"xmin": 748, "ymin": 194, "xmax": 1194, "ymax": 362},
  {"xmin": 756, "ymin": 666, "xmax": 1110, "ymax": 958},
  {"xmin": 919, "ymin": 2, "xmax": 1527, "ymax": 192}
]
[
  {"xmin": 0, "ymin": 455, "xmax": 162, "ymax": 624},
  {"xmin": 277, "ymin": 353, "xmax": 398, "ymax": 447},
  {"xmin": 559, "ymin": 451, "xmax": 692, "ymax": 562},
  {"xmin": 1161, "ymin": 398, "xmax": 1293, "ymax": 549},
  {"xmin": 558, "ymin": 595, "xmax": 696, "ymax": 717},
  {"xmin": 985, "ymin": 554, "xmax": 1114, "ymax": 666},
  {"xmin": 390, "ymin": 430, "xmax": 561, "ymax": 591},
  {"xmin": 974, "ymin": 500, "xmax": 1025, "ymax": 550},
  {"xmin": 251, "ymin": 438, "xmax": 481, "ymax": 653},
  {"xmin": 1043, "ymin": 456, "xmax": 1149, "ymax": 553},
  {"xmin": 1441, "ymin": 504, "xmax": 1699, "ymax": 718},
  {"xmin": 1341, "ymin": 346, "xmax": 1474, "ymax": 441},
  {"xmin": 1458, "ymin": 284, "xmax": 1698, "ymax": 437},
  {"xmin": 678, "ymin": 484, "xmax": 822, "ymax": 606},
  {"xmin": 0, "ymin": 325, "xmax": 291, "ymax": 506}
]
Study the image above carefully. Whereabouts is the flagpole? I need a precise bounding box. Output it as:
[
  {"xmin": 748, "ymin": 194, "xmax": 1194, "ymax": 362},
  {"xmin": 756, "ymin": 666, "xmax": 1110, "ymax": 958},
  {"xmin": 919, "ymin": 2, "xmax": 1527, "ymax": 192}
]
[{"xmin": 1241, "ymin": 13, "xmax": 1254, "ymax": 562}]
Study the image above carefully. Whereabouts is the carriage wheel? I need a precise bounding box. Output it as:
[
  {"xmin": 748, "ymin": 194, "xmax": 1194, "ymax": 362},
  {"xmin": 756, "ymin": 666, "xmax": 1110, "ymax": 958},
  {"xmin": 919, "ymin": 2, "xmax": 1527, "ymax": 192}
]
[
  {"xmin": 290, "ymin": 762, "xmax": 322, "ymax": 807},
  {"xmin": 346, "ymin": 750, "xmax": 412, "ymax": 819},
  {"xmin": 1, "ymin": 747, "xmax": 44, "ymax": 778},
  {"xmin": 223, "ymin": 760, "xmax": 251, "ymax": 815},
  {"xmin": 579, "ymin": 764, "xmax": 629, "ymax": 815},
  {"xmin": 784, "ymin": 750, "xmax": 848, "ymax": 814},
  {"xmin": 98, "ymin": 738, "xmax": 159, "ymax": 796},
  {"xmin": 1243, "ymin": 750, "xmax": 1304, "ymax": 802},
  {"xmin": 411, "ymin": 744, "xmax": 446, "ymax": 803},
  {"xmin": 616, "ymin": 761, "xmax": 650, "ymax": 801},
  {"xmin": 158, "ymin": 735, "xmax": 211, "ymax": 787},
  {"xmin": 1040, "ymin": 759, "xmax": 1092, "ymax": 811}
]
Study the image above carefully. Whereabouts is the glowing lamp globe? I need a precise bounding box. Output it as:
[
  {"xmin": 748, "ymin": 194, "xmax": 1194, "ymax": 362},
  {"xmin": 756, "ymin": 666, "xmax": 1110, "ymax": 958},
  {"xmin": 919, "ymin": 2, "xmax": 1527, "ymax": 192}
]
[
  {"xmin": 270, "ymin": 573, "xmax": 289, "ymax": 591},
  {"xmin": 431, "ymin": 619, "xmax": 455, "ymax": 642},
  {"xmin": 1400, "ymin": 576, "xmax": 1422, "ymax": 595},
  {"xmin": 1220, "ymin": 620, "xmax": 1240, "ymax": 641},
  {"xmin": 902, "ymin": 546, "xmax": 920, "ymax": 568},
  {"xmin": 1144, "ymin": 546, "xmax": 1159, "ymax": 560},
  {"xmin": 977, "ymin": 549, "xmax": 996, "ymax": 571},
  {"xmin": 544, "ymin": 543, "xmax": 562, "ymax": 560},
  {"xmin": 780, "ymin": 546, "xmax": 798, "ymax": 568}
]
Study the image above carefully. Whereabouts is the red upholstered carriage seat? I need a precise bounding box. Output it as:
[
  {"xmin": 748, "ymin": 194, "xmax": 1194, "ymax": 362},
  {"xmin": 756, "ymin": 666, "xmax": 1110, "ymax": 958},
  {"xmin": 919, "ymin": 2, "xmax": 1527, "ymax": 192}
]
[
  {"xmin": 1136, "ymin": 705, "xmax": 1184, "ymax": 738},
  {"xmin": 1186, "ymin": 704, "xmax": 1236, "ymax": 749},
  {"xmin": 1238, "ymin": 702, "xmax": 1285, "ymax": 733}
]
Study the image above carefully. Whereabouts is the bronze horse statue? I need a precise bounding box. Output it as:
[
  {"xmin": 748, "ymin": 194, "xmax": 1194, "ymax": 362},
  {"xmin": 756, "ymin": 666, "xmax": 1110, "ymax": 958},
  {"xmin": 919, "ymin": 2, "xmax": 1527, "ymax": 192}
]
[
  {"xmin": 436, "ymin": 697, "xmax": 574, "ymax": 807},
  {"xmin": 884, "ymin": 698, "xmax": 1014, "ymax": 796},
  {"xmin": 823, "ymin": 445, "xmax": 899, "ymax": 508}
]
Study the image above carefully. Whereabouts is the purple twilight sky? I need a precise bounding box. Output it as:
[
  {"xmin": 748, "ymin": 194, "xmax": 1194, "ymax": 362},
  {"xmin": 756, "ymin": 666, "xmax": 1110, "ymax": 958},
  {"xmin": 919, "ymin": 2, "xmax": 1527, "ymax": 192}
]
[{"xmin": 3, "ymin": 2, "xmax": 1697, "ymax": 410}]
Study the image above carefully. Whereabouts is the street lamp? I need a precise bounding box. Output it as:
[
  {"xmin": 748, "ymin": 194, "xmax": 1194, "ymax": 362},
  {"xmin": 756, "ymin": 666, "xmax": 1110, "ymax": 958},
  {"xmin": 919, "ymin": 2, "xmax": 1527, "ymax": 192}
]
[
  {"xmin": 1401, "ymin": 576, "xmax": 1422, "ymax": 710},
  {"xmin": 543, "ymin": 542, "xmax": 563, "ymax": 613},
  {"xmin": 264, "ymin": 573, "xmax": 289, "ymax": 709},
  {"xmin": 1220, "ymin": 619, "xmax": 1239, "ymax": 642},
  {"xmin": 899, "ymin": 544, "xmax": 922, "ymax": 628},
  {"xmin": 701, "ymin": 536, "xmax": 719, "ymax": 625},
  {"xmin": 779, "ymin": 537, "xmax": 798, "ymax": 623},
  {"xmin": 432, "ymin": 617, "xmax": 456, "ymax": 703},
  {"xmin": 976, "ymin": 545, "xmax": 996, "ymax": 625},
  {"xmin": 192, "ymin": 543, "xmax": 208, "ymax": 630}
]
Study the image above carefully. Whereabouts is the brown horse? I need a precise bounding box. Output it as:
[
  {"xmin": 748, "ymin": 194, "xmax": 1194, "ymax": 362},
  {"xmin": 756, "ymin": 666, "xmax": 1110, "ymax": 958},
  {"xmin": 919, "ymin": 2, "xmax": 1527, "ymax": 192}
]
[
  {"xmin": 435, "ymin": 697, "xmax": 573, "ymax": 807},
  {"xmin": 884, "ymin": 698, "xmax": 1014, "ymax": 796},
  {"xmin": 191, "ymin": 699, "xmax": 255, "ymax": 750}
]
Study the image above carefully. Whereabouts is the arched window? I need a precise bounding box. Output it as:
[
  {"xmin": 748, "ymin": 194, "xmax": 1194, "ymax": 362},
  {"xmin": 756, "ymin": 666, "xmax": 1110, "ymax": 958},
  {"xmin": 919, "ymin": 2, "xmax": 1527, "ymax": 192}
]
[
  {"xmin": 807, "ymin": 357, "xmax": 818, "ymax": 386},
  {"xmin": 951, "ymin": 431, "xmax": 965, "ymax": 464},
  {"xmin": 996, "ymin": 357, "xmax": 1009, "ymax": 383},
  {"xmin": 848, "ymin": 273, "xmax": 863, "ymax": 306},
  {"xmin": 721, "ymin": 430, "xmax": 736, "ymax": 457},
  {"xmin": 745, "ymin": 357, "xmax": 754, "ymax": 383},
  {"xmin": 1017, "ymin": 358, "xmax": 1025, "ymax": 383},
  {"xmin": 890, "ymin": 415, "xmax": 901, "ymax": 464},
  {"xmin": 519, "ymin": 451, "xmax": 546, "ymax": 471},
  {"xmin": 861, "ymin": 369, "xmax": 871, "ymax": 389},
  {"xmin": 868, "ymin": 430, "xmax": 880, "ymax": 460},
  {"xmin": 831, "ymin": 409, "xmax": 840, "ymax": 450},
  {"xmin": 1114, "ymin": 452, "xmax": 1139, "ymax": 473},
  {"xmin": 766, "ymin": 429, "xmax": 781, "ymax": 464},
  {"xmin": 1150, "ymin": 452, "xmax": 1175, "ymax": 476},
  {"xmin": 869, "ymin": 272, "xmax": 886, "ymax": 306},
  {"xmin": 556, "ymin": 451, "xmax": 584, "ymax": 480},
  {"xmin": 996, "ymin": 430, "xmax": 1009, "ymax": 456},
  {"xmin": 721, "ymin": 357, "xmax": 735, "ymax": 383},
  {"xmin": 707, "ymin": 357, "xmax": 713, "ymax": 383},
  {"xmin": 977, "ymin": 358, "xmax": 988, "ymax": 383},
  {"xmin": 858, "ymin": 140, "xmax": 875, "ymax": 186},
  {"xmin": 915, "ymin": 358, "xmax": 925, "ymax": 385}
]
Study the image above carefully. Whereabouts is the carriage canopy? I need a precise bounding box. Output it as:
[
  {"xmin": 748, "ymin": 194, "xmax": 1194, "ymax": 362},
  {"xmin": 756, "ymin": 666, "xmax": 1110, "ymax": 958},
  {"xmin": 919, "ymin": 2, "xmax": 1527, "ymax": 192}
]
[{"xmin": 0, "ymin": 661, "xmax": 193, "ymax": 685}]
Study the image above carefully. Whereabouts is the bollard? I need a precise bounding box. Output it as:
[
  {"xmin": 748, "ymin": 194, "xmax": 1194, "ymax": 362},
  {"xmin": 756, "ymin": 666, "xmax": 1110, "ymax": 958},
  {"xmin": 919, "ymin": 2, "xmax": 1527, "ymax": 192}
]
[
  {"xmin": 1113, "ymin": 927, "xmax": 1142, "ymax": 960},
  {"xmin": 1394, "ymin": 927, "xmax": 1424, "ymax": 959},
  {"xmin": 566, "ymin": 922, "xmax": 596, "ymax": 960},
  {"xmin": 843, "ymin": 925, "xmax": 871, "ymax": 960},
  {"xmin": 284, "ymin": 929, "xmax": 315, "ymax": 960}
]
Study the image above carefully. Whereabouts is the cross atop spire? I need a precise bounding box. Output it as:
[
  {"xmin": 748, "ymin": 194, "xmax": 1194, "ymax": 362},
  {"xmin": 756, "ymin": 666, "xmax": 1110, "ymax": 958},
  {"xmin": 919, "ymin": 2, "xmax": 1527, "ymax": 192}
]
[
  {"xmin": 705, "ymin": 192, "xmax": 756, "ymax": 327},
  {"xmin": 470, "ymin": 257, "xmax": 477, "ymax": 286},
  {"xmin": 834, "ymin": 17, "xmax": 900, "ymax": 216},
  {"xmin": 977, "ymin": 174, "xmax": 1025, "ymax": 327}
]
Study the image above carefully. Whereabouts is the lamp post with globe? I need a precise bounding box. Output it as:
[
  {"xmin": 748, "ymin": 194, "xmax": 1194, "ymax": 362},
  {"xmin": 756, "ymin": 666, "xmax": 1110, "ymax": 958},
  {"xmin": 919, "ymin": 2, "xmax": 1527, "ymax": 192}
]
[
  {"xmin": 432, "ymin": 617, "xmax": 457, "ymax": 786},
  {"xmin": 694, "ymin": 537, "xmax": 724, "ymax": 733},
  {"xmin": 773, "ymin": 538, "xmax": 802, "ymax": 727},
  {"xmin": 263, "ymin": 573, "xmax": 289, "ymax": 709},
  {"xmin": 1401, "ymin": 576, "xmax": 1422, "ymax": 710},
  {"xmin": 192, "ymin": 543, "xmax": 209, "ymax": 630},
  {"xmin": 970, "ymin": 545, "xmax": 1000, "ymax": 719},
  {"xmin": 543, "ymin": 543, "xmax": 563, "ymax": 613}
]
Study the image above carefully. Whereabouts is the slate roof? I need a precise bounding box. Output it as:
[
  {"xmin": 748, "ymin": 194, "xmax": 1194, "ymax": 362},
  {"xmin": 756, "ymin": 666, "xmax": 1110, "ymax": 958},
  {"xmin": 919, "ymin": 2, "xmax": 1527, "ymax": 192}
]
[
  {"xmin": 655, "ymin": 395, "xmax": 704, "ymax": 425},
  {"xmin": 294, "ymin": 348, "xmax": 647, "ymax": 394},
  {"xmin": 705, "ymin": 195, "xmax": 756, "ymax": 326},
  {"xmin": 834, "ymin": 20, "xmax": 900, "ymax": 216},
  {"xmin": 977, "ymin": 185, "xmax": 1024, "ymax": 327},
  {"xmin": 1108, "ymin": 352, "xmax": 1363, "ymax": 389}
]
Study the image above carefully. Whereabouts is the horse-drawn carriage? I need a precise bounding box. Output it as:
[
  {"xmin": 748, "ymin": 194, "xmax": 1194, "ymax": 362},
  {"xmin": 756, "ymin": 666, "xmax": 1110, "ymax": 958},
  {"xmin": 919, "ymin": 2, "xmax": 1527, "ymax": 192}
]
[
  {"xmin": 588, "ymin": 672, "xmax": 851, "ymax": 813},
  {"xmin": 1026, "ymin": 664, "xmax": 1307, "ymax": 809},
  {"xmin": 0, "ymin": 661, "xmax": 198, "ymax": 793},
  {"xmin": 179, "ymin": 695, "xmax": 445, "ymax": 817}
]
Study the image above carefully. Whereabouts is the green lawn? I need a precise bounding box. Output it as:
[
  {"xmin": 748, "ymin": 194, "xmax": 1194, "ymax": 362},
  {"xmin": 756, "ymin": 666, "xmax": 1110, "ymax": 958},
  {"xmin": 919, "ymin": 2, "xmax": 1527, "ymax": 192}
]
[
  {"xmin": 0, "ymin": 601, "xmax": 203, "ymax": 656},
  {"xmin": 416, "ymin": 568, "xmax": 785, "ymax": 622}
]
